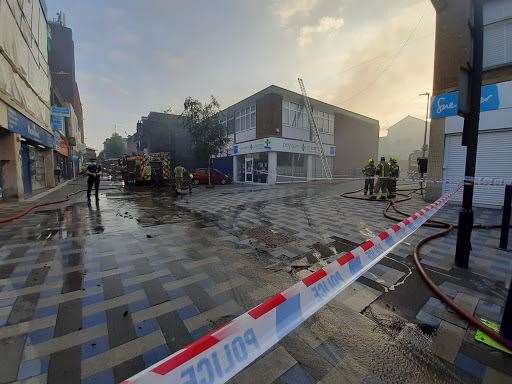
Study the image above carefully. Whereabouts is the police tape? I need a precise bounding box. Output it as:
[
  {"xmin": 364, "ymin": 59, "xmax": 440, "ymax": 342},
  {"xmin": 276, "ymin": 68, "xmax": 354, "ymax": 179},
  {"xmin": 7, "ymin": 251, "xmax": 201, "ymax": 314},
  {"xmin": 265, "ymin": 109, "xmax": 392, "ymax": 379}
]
[
  {"xmin": 276, "ymin": 174, "xmax": 512, "ymax": 186},
  {"xmin": 124, "ymin": 185, "xmax": 461, "ymax": 384}
]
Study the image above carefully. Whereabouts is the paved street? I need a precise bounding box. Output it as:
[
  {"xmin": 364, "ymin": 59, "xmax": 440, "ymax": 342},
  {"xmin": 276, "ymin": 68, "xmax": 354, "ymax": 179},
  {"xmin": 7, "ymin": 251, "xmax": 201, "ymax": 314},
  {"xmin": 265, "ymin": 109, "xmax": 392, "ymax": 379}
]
[{"xmin": 0, "ymin": 179, "xmax": 510, "ymax": 384}]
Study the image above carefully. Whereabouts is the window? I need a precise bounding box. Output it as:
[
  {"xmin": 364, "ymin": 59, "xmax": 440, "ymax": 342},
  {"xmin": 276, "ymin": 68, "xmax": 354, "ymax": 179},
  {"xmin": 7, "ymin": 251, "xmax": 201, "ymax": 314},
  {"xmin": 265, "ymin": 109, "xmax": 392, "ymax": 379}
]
[
  {"xmin": 235, "ymin": 104, "xmax": 256, "ymax": 132},
  {"xmin": 483, "ymin": 0, "xmax": 512, "ymax": 69},
  {"xmin": 282, "ymin": 100, "xmax": 334, "ymax": 134}
]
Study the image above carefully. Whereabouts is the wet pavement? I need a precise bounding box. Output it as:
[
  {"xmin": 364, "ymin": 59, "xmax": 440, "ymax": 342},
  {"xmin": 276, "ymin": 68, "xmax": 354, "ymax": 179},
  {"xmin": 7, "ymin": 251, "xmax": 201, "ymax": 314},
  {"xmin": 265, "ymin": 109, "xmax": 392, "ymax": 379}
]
[{"xmin": 0, "ymin": 179, "xmax": 510, "ymax": 383}]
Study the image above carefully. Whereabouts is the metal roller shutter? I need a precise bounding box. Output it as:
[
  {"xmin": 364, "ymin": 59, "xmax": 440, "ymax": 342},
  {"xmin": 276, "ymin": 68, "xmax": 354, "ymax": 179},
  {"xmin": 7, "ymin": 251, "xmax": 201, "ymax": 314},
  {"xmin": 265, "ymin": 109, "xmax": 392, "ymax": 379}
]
[{"xmin": 443, "ymin": 130, "xmax": 512, "ymax": 207}]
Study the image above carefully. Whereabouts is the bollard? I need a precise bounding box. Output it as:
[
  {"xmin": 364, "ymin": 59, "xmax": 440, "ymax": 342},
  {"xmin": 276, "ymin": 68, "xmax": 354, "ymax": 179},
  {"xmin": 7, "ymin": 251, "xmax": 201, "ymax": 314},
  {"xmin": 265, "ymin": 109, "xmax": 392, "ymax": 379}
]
[{"xmin": 499, "ymin": 185, "xmax": 512, "ymax": 250}]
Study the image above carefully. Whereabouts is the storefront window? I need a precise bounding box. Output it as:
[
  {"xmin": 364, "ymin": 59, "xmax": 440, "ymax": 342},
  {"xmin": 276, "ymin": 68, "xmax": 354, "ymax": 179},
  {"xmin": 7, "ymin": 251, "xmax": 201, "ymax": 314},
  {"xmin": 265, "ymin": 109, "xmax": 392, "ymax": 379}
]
[
  {"xmin": 253, "ymin": 152, "xmax": 268, "ymax": 183},
  {"xmin": 277, "ymin": 153, "xmax": 306, "ymax": 178}
]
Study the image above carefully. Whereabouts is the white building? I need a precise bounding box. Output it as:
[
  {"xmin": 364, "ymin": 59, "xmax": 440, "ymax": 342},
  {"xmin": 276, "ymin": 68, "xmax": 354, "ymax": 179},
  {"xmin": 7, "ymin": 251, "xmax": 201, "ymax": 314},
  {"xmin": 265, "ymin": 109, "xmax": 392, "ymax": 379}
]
[{"xmin": 217, "ymin": 85, "xmax": 379, "ymax": 184}]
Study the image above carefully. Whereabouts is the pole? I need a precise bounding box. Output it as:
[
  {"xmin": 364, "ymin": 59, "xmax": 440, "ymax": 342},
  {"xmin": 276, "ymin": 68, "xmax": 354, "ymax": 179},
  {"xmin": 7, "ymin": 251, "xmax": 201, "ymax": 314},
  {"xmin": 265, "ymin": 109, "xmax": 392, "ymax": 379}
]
[
  {"xmin": 455, "ymin": 0, "xmax": 484, "ymax": 269},
  {"xmin": 422, "ymin": 93, "xmax": 429, "ymax": 158},
  {"xmin": 420, "ymin": 92, "xmax": 430, "ymax": 195},
  {"xmin": 499, "ymin": 185, "xmax": 512, "ymax": 250}
]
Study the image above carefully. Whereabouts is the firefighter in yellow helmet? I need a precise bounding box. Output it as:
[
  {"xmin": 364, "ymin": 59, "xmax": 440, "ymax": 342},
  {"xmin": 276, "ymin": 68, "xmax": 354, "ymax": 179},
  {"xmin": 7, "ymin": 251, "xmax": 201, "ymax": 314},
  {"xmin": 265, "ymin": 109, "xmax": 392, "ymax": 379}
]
[
  {"xmin": 362, "ymin": 158, "xmax": 376, "ymax": 197},
  {"xmin": 375, "ymin": 156, "xmax": 390, "ymax": 200},
  {"xmin": 388, "ymin": 157, "xmax": 400, "ymax": 199}
]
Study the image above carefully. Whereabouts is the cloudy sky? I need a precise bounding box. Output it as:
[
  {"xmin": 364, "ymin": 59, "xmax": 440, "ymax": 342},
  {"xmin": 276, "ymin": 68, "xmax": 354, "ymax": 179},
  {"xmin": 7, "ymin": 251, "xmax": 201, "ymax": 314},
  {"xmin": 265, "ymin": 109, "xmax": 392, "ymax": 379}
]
[{"xmin": 46, "ymin": 0, "xmax": 436, "ymax": 150}]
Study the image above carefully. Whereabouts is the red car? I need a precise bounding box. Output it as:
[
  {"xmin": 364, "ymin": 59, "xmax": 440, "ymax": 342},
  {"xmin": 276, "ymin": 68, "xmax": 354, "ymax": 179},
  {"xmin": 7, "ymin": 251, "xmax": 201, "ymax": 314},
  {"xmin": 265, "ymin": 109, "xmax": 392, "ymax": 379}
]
[{"xmin": 192, "ymin": 168, "xmax": 231, "ymax": 185}]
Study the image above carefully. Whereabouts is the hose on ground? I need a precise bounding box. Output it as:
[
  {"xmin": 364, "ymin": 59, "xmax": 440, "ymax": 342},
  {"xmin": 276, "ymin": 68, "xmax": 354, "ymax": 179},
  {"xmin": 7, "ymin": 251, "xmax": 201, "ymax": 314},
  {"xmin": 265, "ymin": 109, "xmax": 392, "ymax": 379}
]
[
  {"xmin": 340, "ymin": 185, "xmax": 512, "ymax": 350},
  {"xmin": 0, "ymin": 186, "xmax": 121, "ymax": 225}
]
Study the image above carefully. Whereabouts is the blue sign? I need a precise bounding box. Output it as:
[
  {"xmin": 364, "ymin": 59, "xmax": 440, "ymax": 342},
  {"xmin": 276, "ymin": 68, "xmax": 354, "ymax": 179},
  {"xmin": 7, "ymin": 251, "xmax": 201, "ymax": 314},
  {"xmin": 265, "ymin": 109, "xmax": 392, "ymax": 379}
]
[
  {"xmin": 480, "ymin": 84, "xmax": 500, "ymax": 112},
  {"xmin": 431, "ymin": 83, "xmax": 501, "ymax": 119},
  {"xmin": 233, "ymin": 145, "xmax": 239, "ymax": 155},
  {"xmin": 51, "ymin": 105, "xmax": 70, "ymax": 117},
  {"xmin": 7, "ymin": 107, "xmax": 54, "ymax": 148},
  {"xmin": 51, "ymin": 114, "xmax": 64, "ymax": 134},
  {"xmin": 431, "ymin": 91, "xmax": 458, "ymax": 118}
]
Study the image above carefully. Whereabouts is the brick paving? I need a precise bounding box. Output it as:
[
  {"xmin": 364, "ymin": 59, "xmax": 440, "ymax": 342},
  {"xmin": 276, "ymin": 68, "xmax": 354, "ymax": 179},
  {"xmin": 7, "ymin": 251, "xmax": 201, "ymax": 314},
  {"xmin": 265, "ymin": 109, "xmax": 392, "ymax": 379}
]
[{"xmin": 0, "ymin": 179, "xmax": 508, "ymax": 383}]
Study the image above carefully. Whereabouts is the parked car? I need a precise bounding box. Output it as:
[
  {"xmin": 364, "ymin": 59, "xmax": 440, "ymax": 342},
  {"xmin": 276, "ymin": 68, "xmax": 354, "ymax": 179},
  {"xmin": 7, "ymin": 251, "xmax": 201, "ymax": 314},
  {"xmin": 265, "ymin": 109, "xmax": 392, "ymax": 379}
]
[{"xmin": 192, "ymin": 168, "xmax": 231, "ymax": 185}]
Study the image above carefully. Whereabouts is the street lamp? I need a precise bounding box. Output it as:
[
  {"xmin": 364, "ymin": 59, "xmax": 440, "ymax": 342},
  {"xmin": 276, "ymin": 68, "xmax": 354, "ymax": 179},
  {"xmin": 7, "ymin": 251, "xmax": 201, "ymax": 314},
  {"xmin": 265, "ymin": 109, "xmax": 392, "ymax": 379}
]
[
  {"xmin": 418, "ymin": 92, "xmax": 430, "ymax": 195},
  {"xmin": 419, "ymin": 92, "xmax": 430, "ymax": 157}
]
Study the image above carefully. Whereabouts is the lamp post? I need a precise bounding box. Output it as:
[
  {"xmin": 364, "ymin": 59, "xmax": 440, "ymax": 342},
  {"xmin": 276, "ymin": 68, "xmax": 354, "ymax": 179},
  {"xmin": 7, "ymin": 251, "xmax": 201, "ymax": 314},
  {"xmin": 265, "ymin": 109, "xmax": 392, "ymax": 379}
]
[{"xmin": 419, "ymin": 92, "xmax": 430, "ymax": 195}]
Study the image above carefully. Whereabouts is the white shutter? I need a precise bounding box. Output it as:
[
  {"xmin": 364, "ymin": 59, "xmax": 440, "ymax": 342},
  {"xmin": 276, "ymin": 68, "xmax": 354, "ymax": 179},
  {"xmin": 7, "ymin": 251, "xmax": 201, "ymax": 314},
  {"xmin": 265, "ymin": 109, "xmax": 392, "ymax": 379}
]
[
  {"xmin": 443, "ymin": 130, "xmax": 512, "ymax": 207},
  {"xmin": 483, "ymin": 22, "xmax": 507, "ymax": 69},
  {"xmin": 484, "ymin": 0, "xmax": 512, "ymax": 25}
]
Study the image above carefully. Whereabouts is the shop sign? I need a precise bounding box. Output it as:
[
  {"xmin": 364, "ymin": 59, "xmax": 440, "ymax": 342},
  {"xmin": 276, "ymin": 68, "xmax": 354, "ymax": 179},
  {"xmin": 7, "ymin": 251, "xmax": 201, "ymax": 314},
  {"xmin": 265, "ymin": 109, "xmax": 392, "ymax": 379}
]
[
  {"xmin": 232, "ymin": 137, "xmax": 336, "ymax": 157},
  {"xmin": 51, "ymin": 114, "xmax": 65, "ymax": 134},
  {"xmin": 54, "ymin": 133, "xmax": 70, "ymax": 157},
  {"xmin": 7, "ymin": 107, "xmax": 54, "ymax": 148},
  {"xmin": 51, "ymin": 105, "xmax": 71, "ymax": 117},
  {"xmin": 431, "ymin": 83, "xmax": 500, "ymax": 119}
]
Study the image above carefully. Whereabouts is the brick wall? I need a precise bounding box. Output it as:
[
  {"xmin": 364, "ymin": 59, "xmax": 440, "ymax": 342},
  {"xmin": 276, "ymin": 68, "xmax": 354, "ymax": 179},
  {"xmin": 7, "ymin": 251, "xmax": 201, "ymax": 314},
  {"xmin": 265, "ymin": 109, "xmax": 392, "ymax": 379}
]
[{"xmin": 333, "ymin": 114, "xmax": 379, "ymax": 176}]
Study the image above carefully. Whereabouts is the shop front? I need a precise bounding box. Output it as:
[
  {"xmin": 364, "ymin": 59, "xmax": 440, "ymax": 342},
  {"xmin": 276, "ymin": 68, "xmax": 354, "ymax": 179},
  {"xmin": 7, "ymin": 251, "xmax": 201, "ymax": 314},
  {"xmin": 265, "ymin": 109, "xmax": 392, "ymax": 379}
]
[
  {"xmin": 231, "ymin": 137, "xmax": 335, "ymax": 185},
  {"xmin": 6, "ymin": 107, "xmax": 54, "ymax": 195},
  {"xmin": 53, "ymin": 132, "xmax": 71, "ymax": 182}
]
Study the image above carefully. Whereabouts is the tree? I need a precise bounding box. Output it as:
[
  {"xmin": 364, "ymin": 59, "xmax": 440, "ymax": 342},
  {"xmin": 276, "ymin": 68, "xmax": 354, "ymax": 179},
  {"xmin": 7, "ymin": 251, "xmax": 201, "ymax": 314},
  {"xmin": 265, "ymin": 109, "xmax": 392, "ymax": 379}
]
[
  {"xmin": 181, "ymin": 96, "xmax": 230, "ymax": 186},
  {"xmin": 103, "ymin": 132, "xmax": 126, "ymax": 159}
]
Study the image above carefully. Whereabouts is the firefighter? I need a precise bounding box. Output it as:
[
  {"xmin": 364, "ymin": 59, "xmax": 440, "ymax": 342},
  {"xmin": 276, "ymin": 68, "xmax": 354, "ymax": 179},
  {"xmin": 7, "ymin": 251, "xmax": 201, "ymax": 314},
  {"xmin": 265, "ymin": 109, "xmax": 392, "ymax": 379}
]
[
  {"xmin": 375, "ymin": 156, "xmax": 390, "ymax": 200},
  {"xmin": 388, "ymin": 157, "xmax": 400, "ymax": 199},
  {"xmin": 174, "ymin": 164, "xmax": 186, "ymax": 191},
  {"xmin": 362, "ymin": 158, "xmax": 376, "ymax": 196},
  {"xmin": 86, "ymin": 157, "xmax": 101, "ymax": 202}
]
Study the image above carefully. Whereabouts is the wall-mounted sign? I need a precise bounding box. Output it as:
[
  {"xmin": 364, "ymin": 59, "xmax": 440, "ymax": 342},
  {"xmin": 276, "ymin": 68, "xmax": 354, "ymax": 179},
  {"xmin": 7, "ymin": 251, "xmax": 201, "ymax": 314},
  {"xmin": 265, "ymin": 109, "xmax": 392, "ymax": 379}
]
[
  {"xmin": 431, "ymin": 83, "xmax": 501, "ymax": 119},
  {"xmin": 231, "ymin": 137, "xmax": 336, "ymax": 157},
  {"xmin": 7, "ymin": 107, "xmax": 54, "ymax": 148},
  {"xmin": 51, "ymin": 114, "xmax": 64, "ymax": 134},
  {"xmin": 51, "ymin": 105, "xmax": 70, "ymax": 117}
]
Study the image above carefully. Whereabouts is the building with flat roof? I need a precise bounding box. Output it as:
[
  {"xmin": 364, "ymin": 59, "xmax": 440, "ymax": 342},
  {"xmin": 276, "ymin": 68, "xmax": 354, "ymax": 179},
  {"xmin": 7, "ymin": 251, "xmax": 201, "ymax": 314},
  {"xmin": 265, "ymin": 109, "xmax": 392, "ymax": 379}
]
[
  {"xmin": 217, "ymin": 85, "xmax": 379, "ymax": 184},
  {"xmin": 135, "ymin": 112, "xmax": 198, "ymax": 170}
]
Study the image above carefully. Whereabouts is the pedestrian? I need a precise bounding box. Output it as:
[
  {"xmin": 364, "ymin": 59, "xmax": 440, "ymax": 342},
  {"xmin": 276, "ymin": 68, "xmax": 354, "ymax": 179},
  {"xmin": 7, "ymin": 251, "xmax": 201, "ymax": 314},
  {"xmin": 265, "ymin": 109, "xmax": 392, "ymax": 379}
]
[
  {"xmin": 86, "ymin": 157, "xmax": 101, "ymax": 202},
  {"xmin": 388, "ymin": 157, "xmax": 400, "ymax": 199},
  {"xmin": 362, "ymin": 158, "xmax": 376, "ymax": 196},
  {"xmin": 174, "ymin": 164, "xmax": 186, "ymax": 191},
  {"xmin": 375, "ymin": 156, "xmax": 390, "ymax": 200},
  {"xmin": 54, "ymin": 163, "xmax": 61, "ymax": 184}
]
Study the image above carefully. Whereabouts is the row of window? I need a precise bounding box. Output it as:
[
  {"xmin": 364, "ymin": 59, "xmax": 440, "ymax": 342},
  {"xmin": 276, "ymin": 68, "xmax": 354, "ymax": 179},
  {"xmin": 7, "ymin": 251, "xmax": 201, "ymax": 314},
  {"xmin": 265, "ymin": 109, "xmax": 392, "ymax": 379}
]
[
  {"xmin": 220, "ymin": 105, "xmax": 256, "ymax": 135},
  {"xmin": 483, "ymin": 1, "xmax": 512, "ymax": 69},
  {"xmin": 282, "ymin": 101, "xmax": 334, "ymax": 134},
  {"xmin": 220, "ymin": 101, "xmax": 335, "ymax": 136}
]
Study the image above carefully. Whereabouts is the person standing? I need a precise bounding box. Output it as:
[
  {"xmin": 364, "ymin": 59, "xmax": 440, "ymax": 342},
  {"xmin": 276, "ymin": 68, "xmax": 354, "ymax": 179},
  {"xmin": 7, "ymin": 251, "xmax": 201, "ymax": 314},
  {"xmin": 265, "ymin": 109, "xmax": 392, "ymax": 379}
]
[
  {"xmin": 86, "ymin": 158, "xmax": 101, "ymax": 202},
  {"xmin": 174, "ymin": 164, "xmax": 186, "ymax": 191},
  {"xmin": 362, "ymin": 158, "xmax": 376, "ymax": 196},
  {"xmin": 375, "ymin": 156, "xmax": 390, "ymax": 200},
  {"xmin": 388, "ymin": 158, "xmax": 400, "ymax": 199}
]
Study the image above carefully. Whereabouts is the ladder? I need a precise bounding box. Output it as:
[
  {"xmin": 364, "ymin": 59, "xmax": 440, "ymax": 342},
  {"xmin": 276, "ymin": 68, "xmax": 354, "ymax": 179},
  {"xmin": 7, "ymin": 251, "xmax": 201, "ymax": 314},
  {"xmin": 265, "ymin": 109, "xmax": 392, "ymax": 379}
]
[{"xmin": 298, "ymin": 78, "xmax": 333, "ymax": 182}]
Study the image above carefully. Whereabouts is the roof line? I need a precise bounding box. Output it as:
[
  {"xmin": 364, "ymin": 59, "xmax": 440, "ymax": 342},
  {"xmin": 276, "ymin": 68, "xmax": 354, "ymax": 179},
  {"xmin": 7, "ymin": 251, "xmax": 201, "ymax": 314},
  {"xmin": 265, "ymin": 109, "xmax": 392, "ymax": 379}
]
[{"xmin": 222, "ymin": 84, "xmax": 379, "ymax": 124}]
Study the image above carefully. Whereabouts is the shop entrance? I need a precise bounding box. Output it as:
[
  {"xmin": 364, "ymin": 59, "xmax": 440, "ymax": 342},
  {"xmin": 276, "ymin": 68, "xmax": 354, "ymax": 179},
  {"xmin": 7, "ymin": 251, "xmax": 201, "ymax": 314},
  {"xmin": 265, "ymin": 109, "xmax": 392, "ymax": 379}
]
[
  {"xmin": 244, "ymin": 156, "xmax": 253, "ymax": 182},
  {"xmin": 21, "ymin": 143, "xmax": 32, "ymax": 195}
]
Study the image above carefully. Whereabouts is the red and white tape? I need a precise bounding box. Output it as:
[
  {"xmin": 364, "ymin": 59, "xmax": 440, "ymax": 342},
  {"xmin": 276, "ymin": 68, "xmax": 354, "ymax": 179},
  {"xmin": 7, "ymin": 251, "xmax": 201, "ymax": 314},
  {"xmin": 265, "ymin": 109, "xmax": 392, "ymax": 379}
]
[{"xmin": 124, "ymin": 186, "xmax": 461, "ymax": 384}]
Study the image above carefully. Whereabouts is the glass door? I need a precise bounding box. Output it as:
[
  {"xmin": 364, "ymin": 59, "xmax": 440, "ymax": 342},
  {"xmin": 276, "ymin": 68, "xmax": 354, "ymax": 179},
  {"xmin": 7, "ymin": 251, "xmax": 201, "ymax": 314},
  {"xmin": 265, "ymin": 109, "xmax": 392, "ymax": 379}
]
[{"xmin": 245, "ymin": 156, "xmax": 253, "ymax": 182}]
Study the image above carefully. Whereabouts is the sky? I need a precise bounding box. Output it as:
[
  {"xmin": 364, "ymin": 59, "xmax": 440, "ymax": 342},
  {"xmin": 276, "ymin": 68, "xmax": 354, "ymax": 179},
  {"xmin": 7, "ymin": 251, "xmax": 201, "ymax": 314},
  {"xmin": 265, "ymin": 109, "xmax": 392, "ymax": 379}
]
[{"xmin": 46, "ymin": 0, "xmax": 436, "ymax": 151}]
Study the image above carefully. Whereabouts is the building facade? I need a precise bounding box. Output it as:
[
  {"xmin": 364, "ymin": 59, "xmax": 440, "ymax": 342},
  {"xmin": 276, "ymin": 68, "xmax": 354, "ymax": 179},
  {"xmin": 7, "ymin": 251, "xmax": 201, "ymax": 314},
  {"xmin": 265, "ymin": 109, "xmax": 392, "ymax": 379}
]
[
  {"xmin": 427, "ymin": 0, "xmax": 512, "ymax": 206},
  {"xmin": 48, "ymin": 14, "xmax": 86, "ymax": 178},
  {"xmin": 0, "ymin": 0, "xmax": 55, "ymax": 198},
  {"xmin": 219, "ymin": 85, "xmax": 378, "ymax": 184},
  {"xmin": 135, "ymin": 112, "xmax": 198, "ymax": 170},
  {"xmin": 379, "ymin": 115, "xmax": 427, "ymax": 174}
]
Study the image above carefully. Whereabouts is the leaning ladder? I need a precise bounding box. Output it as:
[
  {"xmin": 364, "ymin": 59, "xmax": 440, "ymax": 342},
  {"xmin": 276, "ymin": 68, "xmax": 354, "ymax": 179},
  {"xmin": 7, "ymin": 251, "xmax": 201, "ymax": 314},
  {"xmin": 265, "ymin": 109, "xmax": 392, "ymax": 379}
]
[{"xmin": 298, "ymin": 78, "xmax": 333, "ymax": 182}]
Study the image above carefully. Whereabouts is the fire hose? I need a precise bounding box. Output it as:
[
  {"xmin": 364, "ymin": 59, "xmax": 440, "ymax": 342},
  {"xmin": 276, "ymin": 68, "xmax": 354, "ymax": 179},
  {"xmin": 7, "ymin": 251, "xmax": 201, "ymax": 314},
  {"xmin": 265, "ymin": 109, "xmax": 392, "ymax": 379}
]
[
  {"xmin": 0, "ymin": 186, "xmax": 121, "ymax": 225},
  {"xmin": 341, "ymin": 186, "xmax": 512, "ymax": 350}
]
